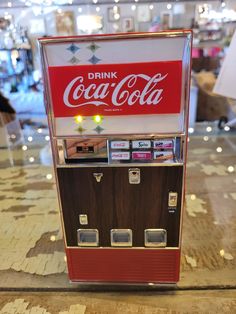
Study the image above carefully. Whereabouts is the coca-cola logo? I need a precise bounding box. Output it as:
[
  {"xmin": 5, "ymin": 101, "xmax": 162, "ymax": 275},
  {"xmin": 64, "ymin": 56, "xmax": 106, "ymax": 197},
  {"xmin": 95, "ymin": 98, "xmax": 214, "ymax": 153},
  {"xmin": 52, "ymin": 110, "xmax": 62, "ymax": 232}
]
[
  {"xmin": 111, "ymin": 152, "xmax": 130, "ymax": 160},
  {"xmin": 48, "ymin": 61, "xmax": 182, "ymax": 117},
  {"xmin": 63, "ymin": 72, "xmax": 167, "ymax": 108},
  {"xmin": 111, "ymin": 141, "xmax": 129, "ymax": 149}
]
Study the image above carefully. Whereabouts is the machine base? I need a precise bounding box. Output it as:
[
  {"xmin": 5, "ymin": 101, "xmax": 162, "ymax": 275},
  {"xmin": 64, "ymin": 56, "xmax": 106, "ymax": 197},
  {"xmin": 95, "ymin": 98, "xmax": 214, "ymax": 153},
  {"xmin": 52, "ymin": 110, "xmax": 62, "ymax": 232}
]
[{"xmin": 66, "ymin": 248, "xmax": 180, "ymax": 284}]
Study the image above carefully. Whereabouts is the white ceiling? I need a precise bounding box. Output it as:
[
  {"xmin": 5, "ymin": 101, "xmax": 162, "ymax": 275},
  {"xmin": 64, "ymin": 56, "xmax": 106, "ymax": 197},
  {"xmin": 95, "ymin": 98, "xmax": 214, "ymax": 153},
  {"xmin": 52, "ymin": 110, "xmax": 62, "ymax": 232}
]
[{"xmin": 0, "ymin": 0, "xmax": 222, "ymax": 9}]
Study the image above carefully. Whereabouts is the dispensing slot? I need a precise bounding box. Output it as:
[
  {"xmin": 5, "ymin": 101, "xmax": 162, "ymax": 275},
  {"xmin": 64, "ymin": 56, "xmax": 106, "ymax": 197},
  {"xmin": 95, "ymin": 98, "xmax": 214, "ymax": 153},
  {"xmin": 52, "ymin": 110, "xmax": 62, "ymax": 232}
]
[
  {"xmin": 77, "ymin": 229, "xmax": 99, "ymax": 247},
  {"xmin": 144, "ymin": 229, "xmax": 167, "ymax": 247},
  {"xmin": 111, "ymin": 229, "xmax": 132, "ymax": 247}
]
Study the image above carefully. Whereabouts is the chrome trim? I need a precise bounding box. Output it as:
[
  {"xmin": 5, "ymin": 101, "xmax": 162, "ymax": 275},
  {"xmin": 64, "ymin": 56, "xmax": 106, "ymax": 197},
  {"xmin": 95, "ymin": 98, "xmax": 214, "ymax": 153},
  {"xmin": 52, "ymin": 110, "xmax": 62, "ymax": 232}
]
[
  {"xmin": 52, "ymin": 133, "xmax": 186, "ymax": 140},
  {"xmin": 38, "ymin": 31, "xmax": 192, "ymax": 45},
  {"xmin": 66, "ymin": 246, "xmax": 178, "ymax": 250},
  {"xmin": 56, "ymin": 163, "xmax": 184, "ymax": 168}
]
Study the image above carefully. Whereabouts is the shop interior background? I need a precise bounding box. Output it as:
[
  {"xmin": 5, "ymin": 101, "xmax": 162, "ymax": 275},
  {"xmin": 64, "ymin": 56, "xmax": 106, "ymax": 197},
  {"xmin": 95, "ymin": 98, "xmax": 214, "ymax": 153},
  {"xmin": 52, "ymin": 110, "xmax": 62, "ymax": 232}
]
[{"xmin": 0, "ymin": 0, "xmax": 236, "ymax": 74}]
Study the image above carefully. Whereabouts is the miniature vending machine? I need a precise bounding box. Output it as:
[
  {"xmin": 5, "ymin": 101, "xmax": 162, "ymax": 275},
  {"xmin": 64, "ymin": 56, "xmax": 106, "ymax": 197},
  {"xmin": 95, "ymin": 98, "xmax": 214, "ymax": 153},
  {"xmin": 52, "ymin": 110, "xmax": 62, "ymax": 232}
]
[{"xmin": 39, "ymin": 31, "xmax": 192, "ymax": 284}]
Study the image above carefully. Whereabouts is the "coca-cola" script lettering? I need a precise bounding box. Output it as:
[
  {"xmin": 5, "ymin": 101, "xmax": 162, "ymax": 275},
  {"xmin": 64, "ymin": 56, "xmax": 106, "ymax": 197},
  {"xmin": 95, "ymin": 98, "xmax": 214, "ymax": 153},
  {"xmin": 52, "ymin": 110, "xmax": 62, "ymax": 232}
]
[
  {"xmin": 48, "ymin": 61, "xmax": 182, "ymax": 117},
  {"xmin": 63, "ymin": 73, "xmax": 168, "ymax": 108}
]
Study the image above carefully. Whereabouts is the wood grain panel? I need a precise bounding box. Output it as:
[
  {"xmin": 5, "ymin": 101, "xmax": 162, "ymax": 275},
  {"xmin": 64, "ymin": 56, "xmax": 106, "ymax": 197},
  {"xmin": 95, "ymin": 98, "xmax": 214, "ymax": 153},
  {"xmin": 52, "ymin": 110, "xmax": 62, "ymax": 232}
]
[
  {"xmin": 57, "ymin": 167, "xmax": 114, "ymax": 247},
  {"xmin": 57, "ymin": 166, "xmax": 183, "ymax": 247}
]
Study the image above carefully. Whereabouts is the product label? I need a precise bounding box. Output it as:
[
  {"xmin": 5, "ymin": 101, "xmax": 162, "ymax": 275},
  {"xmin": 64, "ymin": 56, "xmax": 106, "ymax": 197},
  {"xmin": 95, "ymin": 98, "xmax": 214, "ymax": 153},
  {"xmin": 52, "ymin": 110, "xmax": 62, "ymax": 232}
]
[
  {"xmin": 153, "ymin": 151, "xmax": 173, "ymax": 160},
  {"xmin": 132, "ymin": 151, "xmax": 152, "ymax": 160},
  {"xmin": 132, "ymin": 140, "xmax": 151, "ymax": 149},
  {"xmin": 111, "ymin": 141, "xmax": 130, "ymax": 149},
  {"xmin": 111, "ymin": 152, "xmax": 130, "ymax": 160},
  {"xmin": 154, "ymin": 140, "xmax": 173, "ymax": 149},
  {"xmin": 48, "ymin": 61, "xmax": 182, "ymax": 117}
]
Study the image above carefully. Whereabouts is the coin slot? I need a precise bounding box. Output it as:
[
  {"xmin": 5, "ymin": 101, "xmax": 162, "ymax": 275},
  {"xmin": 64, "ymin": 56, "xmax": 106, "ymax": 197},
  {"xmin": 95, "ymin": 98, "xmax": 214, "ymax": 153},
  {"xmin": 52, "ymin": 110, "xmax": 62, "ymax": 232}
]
[
  {"xmin": 144, "ymin": 229, "xmax": 167, "ymax": 247},
  {"xmin": 128, "ymin": 168, "xmax": 140, "ymax": 184},
  {"xmin": 77, "ymin": 229, "xmax": 99, "ymax": 247},
  {"xmin": 168, "ymin": 192, "xmax": 178, "ymax": 207}
]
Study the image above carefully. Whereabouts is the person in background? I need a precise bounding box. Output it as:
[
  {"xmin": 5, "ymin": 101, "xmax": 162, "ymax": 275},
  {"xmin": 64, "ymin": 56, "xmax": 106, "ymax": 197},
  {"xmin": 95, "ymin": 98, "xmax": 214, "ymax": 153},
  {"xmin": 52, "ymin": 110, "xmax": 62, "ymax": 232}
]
[
  {"xmin": 149, "ymin": 17, "xmax": 162, "ymax": 32},
  {"xmin": 0, "ymin": 92, "xmax": 16, "ymax": 125}
]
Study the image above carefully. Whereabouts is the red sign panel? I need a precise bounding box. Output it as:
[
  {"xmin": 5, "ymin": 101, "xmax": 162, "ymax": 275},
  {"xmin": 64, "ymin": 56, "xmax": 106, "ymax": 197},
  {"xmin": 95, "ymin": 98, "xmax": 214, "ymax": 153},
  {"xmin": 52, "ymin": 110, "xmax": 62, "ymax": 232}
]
[{"xmin": 48, "ymin": 61, "xmax": 182, "ymax": 117}]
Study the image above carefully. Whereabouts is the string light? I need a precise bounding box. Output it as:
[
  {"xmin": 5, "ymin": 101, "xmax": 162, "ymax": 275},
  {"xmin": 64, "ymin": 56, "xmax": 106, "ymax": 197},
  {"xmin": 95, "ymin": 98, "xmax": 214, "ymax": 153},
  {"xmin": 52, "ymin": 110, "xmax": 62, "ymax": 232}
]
[
  {"xmin": 22, "ymin": 145, "xmax": 28, "ymax": 151},
  {"xmin": 188, "ymin": 127, "xmax": 194, "ymax": 134},
  {"xmin": 96, "ymin": 6, "xmax": 100, "ymax": 12},
  {"xmin": 203, "ymin": 136, "xmax": 209, "ymax": 141},
  {"xmin": 29, "ymin": 157, "xmax": 35, "ymax": 163},
  {"xmin": 228, "ymin": 166, "xmax": 234, "ymax": 173},
  {"xmin": 50, "ymin": 235, "xmax": 56, "ymax": 241},
  {"xmin": 216, "ymin": 147, "xmax": 223, "ymax": 153},
  {"xmin": 206, "ymin": 126, "xmax": 212, "ymax": 132},
  {"xmin": 46, "ymin": 174, "xmax": 53, "ymax": 180},
  {"xmin": 167, "ymin": 3, "xmax": 172, "ymax": 10},
  {"xmin": 221, "ymin": 1, "xmax": 226, "ymax": 8},
  {"xmin": 149, "ymin": 5, "xmax": 154, "ymax": 10},
  {"xmin": 27, "ymin": 136, "xmax": 33, "ymax": 142},
  {"xmin": 131, "ymin": 4, "xmax": 136, "ymax": 10}
]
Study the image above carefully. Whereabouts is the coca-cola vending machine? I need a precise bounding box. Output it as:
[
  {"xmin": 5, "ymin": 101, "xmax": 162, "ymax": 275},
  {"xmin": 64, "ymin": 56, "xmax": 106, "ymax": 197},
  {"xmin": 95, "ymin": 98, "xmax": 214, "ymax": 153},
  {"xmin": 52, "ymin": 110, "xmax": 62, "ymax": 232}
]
[{"xmin": 39, "ymin": 31, "xmax": 192, "ymax": 284}]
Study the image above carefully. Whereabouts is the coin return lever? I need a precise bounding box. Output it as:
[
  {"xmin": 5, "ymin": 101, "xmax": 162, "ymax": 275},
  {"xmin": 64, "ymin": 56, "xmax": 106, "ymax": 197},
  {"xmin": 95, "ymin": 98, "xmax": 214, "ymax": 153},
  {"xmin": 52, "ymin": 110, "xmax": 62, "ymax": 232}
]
[
  {"xmin": 93, "ymin": 173, "xmax": 103, "ymax": 183},
  {"xmin": 144, "ymin": 229, "xmax": 167, "ymax": 247},
  {"xmin": 77, "ymin": 229, "xmax": 99, "ymax": 247}
]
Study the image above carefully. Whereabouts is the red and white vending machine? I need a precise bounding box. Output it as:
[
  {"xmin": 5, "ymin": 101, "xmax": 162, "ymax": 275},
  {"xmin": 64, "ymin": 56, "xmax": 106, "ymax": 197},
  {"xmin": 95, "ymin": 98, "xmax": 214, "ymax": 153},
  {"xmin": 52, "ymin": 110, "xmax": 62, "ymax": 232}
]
[{"xmin": 39, "ymin": 31, "xmax": 192, "ymax": 284}]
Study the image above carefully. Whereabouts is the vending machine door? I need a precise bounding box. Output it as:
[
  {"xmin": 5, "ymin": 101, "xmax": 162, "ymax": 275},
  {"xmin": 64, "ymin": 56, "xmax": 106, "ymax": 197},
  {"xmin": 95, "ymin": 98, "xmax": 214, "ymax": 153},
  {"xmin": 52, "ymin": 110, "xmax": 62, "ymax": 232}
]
[{"xmin": 57, "ymin": 165, "xmax": 183, "ymax": 248}]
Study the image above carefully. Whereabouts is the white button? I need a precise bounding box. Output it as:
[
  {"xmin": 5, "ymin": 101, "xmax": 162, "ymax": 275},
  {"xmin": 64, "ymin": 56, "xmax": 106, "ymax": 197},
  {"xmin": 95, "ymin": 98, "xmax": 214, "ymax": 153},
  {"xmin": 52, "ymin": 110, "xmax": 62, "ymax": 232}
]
[{"xmin": 79, "ymin": 214, "xmax": 88, "ymax": 225}]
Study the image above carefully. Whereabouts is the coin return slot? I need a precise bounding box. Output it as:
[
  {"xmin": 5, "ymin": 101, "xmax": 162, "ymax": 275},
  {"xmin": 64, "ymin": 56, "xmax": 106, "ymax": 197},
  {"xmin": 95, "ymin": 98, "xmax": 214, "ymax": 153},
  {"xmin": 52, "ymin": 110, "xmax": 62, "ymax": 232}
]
[
  {"xmin": 144, "ymin": 229, "xmax": 167, "ymax": 247},
  {"xmin": 111, "ymin": 229, "xmax": 132, "ymax": 247},
  {"xmin": 77, "ymin": 229, "xmax": 99, "ymax": 247}
]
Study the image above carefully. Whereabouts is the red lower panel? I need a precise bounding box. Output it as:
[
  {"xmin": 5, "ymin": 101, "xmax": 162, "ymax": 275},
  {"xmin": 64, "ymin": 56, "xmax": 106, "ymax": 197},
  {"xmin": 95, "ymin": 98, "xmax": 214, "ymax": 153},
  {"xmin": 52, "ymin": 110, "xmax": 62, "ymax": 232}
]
[{"xmin": 66, "ymin": 248, "xmax": 180, "ymax": 283}]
